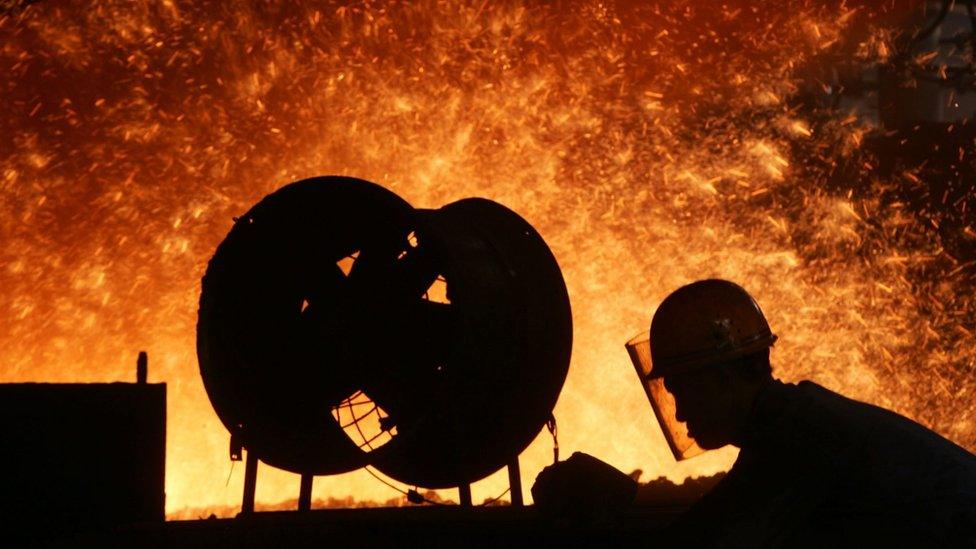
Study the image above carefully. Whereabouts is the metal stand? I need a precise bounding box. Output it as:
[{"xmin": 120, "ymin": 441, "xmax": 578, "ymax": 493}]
[
  {"xmin": 241, "ymin": 452, "xmax": 525, "ymax": 511},
  {"xmin": 242, "ymin": 451, "xmax": 258, "ymax": 514},
  {"xmin": 298, "ymin": 474, "xmax": 314, "ymax": 511},
  {"xmin": 458, "ymin": 483, "xmax": 472, "ymax": 506},
  {"xmin": 455, "ymin": 455, "xmax": 522, "ymax": 507},
  {"xmin": 507, "ymin": 457, "xmax": 523, "ymax": 506}
]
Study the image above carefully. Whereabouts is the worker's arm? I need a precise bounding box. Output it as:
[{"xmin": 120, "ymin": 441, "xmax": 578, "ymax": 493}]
[{"xmin": 663, "ymin": 436, "xmax": 836, "ymax": 546}]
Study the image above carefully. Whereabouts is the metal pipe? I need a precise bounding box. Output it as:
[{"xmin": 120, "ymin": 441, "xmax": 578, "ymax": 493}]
[{"xmin": 137, "ymin": 351, "xmax": 148, "ymax": 384}]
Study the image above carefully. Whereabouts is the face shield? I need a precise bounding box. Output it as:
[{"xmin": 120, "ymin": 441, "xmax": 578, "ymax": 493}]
[{"xmin": 625, "ymin": 333, "xmax": 705, "ymax": 461}]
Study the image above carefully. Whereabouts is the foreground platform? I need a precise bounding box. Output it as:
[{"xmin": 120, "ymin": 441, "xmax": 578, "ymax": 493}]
[{"xmin": 73, "ymin": 505, "xmax": 686, "ymax": 546}]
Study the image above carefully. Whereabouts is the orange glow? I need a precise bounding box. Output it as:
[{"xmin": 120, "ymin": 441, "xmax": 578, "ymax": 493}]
[
  {"xmin": 1, "ymin": 1, "xmax": 973, "ymax": 518},
  {"xmin": 332, "ymin": 391, "xmax": 397, "ymax": 452}
]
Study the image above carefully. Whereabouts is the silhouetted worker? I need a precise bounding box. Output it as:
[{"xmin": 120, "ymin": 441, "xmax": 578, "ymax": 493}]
[
  {"xmin": 537, "ymin": 279, "xmax": 976, "ymax": 546},
  {"xmin": 642, "ymin": 279, "xmax": 976, "ymax": 545}
]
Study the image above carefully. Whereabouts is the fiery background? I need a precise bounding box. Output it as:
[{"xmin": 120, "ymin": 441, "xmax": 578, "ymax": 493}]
[{"xmin": 2, "ymin": 0, "xmax": 974, "ymax": 517}]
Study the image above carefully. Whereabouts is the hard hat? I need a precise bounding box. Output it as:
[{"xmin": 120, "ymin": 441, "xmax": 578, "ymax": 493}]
[
  {"xmin": 650, "ymin": 279, "xmax": 777, "ymax": 378},
  {"xmin": 625, "ymin": 279, "xmax": 777, "ymax": 460}
]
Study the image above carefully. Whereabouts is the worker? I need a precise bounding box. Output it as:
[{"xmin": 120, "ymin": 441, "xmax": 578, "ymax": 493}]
[{"xmin": 535, "ymin": 279, "xmax": 976, "ymax": 545}]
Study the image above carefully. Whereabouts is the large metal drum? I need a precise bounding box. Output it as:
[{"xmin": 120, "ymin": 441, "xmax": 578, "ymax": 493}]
[{"xmin": 197, "ymin": 176, "xmax": 572, "ymax": 488}]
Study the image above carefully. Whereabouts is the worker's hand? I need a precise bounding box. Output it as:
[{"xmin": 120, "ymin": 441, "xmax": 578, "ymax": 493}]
[{"xmin": 531, "ymin": 451, "xmax": 638, "ymax": 522}]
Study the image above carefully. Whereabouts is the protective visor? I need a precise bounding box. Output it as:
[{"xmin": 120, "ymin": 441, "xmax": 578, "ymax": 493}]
[{"xmin": 625, "ymin": 333, "xmax": 705, "ymax": 461}]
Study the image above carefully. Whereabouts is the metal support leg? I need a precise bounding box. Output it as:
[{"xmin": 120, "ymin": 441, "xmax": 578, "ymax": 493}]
[
  {"xmin": 242, "ymin": 451, "xmax": 258, "ymax": 514},
  {"xmin": 298, "ymin": 473, "xmax": 314, "ymax": 511},
  {"xmin": 508, "ymin": 457, "xmax": 523, "ymax": 507},
  {"xmin": 458, "ymin": 483, "xmax": 472, "ymax": 506}
]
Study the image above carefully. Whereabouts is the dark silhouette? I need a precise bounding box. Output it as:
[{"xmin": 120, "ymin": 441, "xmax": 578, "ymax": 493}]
[
  {"xmin": 198, "ymin": 176, "xmax": 572, "ymax": 507},
  {"xmin": 654, "ymin": 282, "xmax": 976, "ymax": 544},
  {"xmin": 535, "ymin": 279, "xmax": 976, "ymax": 545},
  {"xmin": 0, "ymin": 381, "xmax": 166, "ymax": 543},
  {"xmin": 533, "ymin": 452, "xmax": 638, "ymax": 522},
  {"xmin": 668, "ymin": 374, "xmax": 976, "ymax": 545}
]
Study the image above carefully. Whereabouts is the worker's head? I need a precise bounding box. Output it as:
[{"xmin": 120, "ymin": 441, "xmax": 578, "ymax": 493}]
[
  {"xmin": 663, "ymin": 348, "xmax": 772, "ymax": 450},
  {"xmin": 625, "ymin": 279, "xmax": 776, "ymax": 460}
]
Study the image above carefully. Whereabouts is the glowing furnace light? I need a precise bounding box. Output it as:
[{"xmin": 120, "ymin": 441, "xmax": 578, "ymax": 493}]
[
  {"xmin": 424, "ymin": 275, "xmax": 451, "ymax": 304},
  {"xmin": 332, "ymin": 390, "xmax": 398, "ymax": 452},
  {"xmin": 5, "ymin": 1, "xmax": 976, "ymax": 517},
  {"xmin": 337, "ymin": 251, "xmax": 361, "ymax": 277}
]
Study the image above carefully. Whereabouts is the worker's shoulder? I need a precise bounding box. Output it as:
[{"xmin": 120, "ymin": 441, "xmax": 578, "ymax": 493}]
[
  {"xmin": 785, "ymin": 379, "xmax": 972, "ymax": 460},
  {"xmin": 754, "ymin": 379, "xmax": 910, "ymax": 451},
  {"xmin": 786, "ymin": 379, "xmax": 915, "ymax": 432},
  {"xmin": 758, "ymin": 380, "xmax": 851, "ymax": 435},
  {"xmin": 780, "ymin": 379, "xmax": 889, "ymax": 416}
]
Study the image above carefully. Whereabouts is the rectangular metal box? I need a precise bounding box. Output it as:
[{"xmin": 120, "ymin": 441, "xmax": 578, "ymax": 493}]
[{"xmin": 0, "ymin": 383, "xmax": 166, "ymax": 538}]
